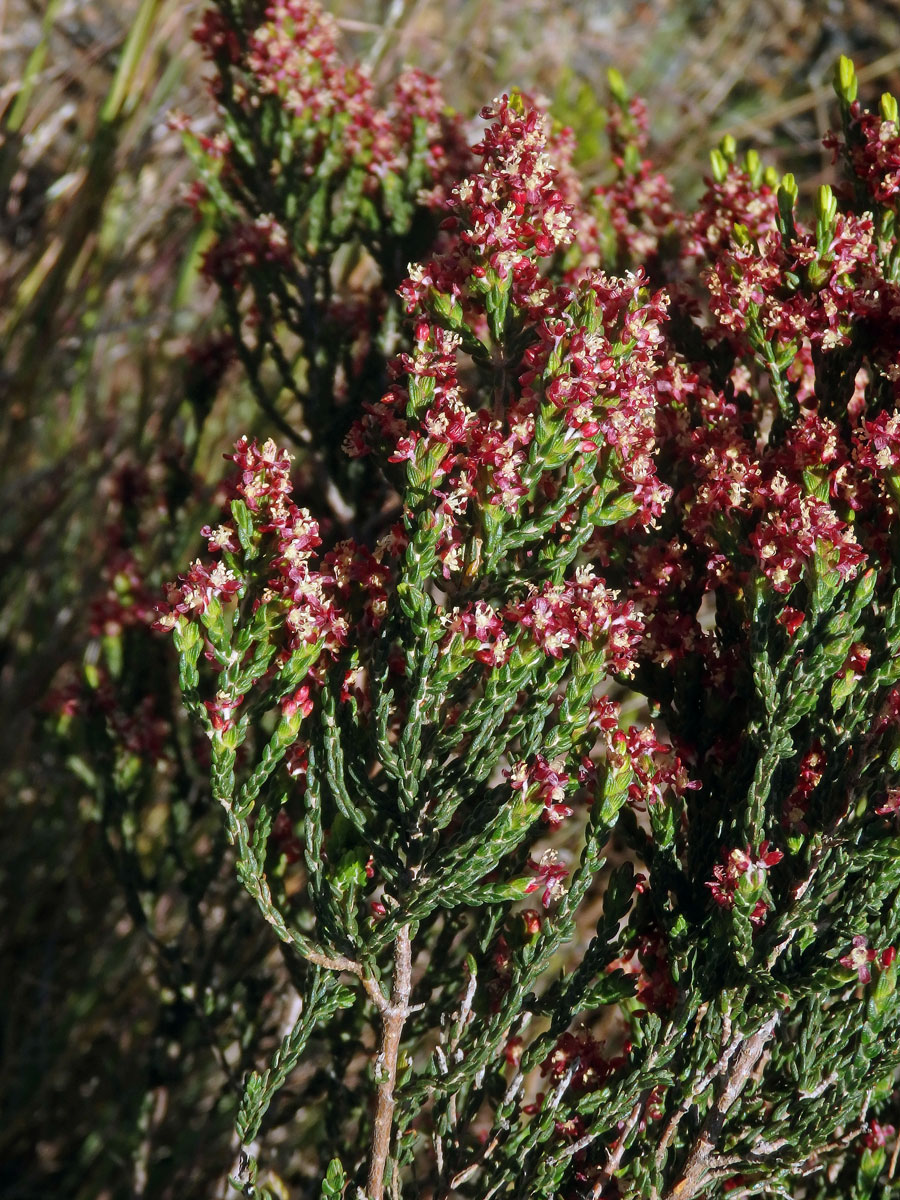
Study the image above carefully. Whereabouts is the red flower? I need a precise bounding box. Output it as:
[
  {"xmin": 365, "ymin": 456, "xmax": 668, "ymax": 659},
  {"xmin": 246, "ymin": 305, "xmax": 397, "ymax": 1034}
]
[
  {"xmin": 863, "ymin": 1120, "xmax": 896, "ymax": 1150},
  {"xmin": 280, "ymin": 686, "xmax": 314, "ymax": 719},
  {"xmin": 525, "ymin": 851, "xmax": 568, "ymax": 908},
  {"xmin": 203, "ymin": 691, "xmax": 243, "ymax": 734},
  {"xmin": 707, "ymin": 842, "xmax": 783, "ymax": 926},
  {"xmin": 777, "ymin": 607, "xmax": 805, "ymax": 637},
  {"xmin": 840, "ymin": 935, "xmax": 877, "ymax": 983},
  {"xmin": 506, "ymin": 755, "xmax": 573, "ymax": 827}
]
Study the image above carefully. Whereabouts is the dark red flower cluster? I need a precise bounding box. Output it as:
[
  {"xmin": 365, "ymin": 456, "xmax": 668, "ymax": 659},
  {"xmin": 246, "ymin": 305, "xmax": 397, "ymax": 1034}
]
[
  {"xmin": 526, "ymin": 850, "xmax": 569, "ymax": 908},
  {"xmin": 620, "ymin": 726, "xmax": 698, "ymax": 810},
  {"xmin": 686, "ymin": 162, "xmax": 778, "ymax": 262},
  {"xmin": 89, "ymin": 548, "xmax": 158, "ymax": 639},
  {"xmin": 863, "ymin": 1120, "xmax": 897, "ymax": 1150},
  {"xmin": 610, "ymin": 924, "xmax": 677, "ymax": 1015},
  {"xmin": 193, "ymin": 0, "xmax": 467, "ymax": 198},
  {"xmin": 507, "ymin": 755, "xmax": 572, "ymax": 827},
  {"xmin": 505, "ymin": 570, "xmax": 644, "ymax": 668},
  {"xmin": 541, "ymin": 1028, "xmax": 630, "ymax": 1093},
  {"xmin": 351, "ymin": 93, "xmax": 673, "ymax": 577},
  {"xmin": 827, "ymin": 99, "xmax": 900, "ymax": 206},
  {"xmin": 707, "ymin": 842, "xmax": 784, "ymax": 927},
  {"xmin": 705, "ymin": 210, "xmax": 875, "ymax": 351},
  {"xmin": 593, "ymin": 92, "xmax": 679, "ymax": 269},
  {"xmin": 156, "ymin": 438, "xmax": 359, "ymax": 657},
  {"xmin": 856, "ymin": 409, "xmax": 900, "ymax": 475},
  {"xmin": 202, "ymin": 215, "xmax": 293, "ymax": 289},
  {"xmin": 88, "ymin": 462, "xmax": 165, "ymax": 639},
  {"xmin": 749, "ymin": 486, "xmax": 866, "ymax": 595},
  {"xmin": 840, "ymin": 934, "xmax": 878, "ymax": 983},
  {"xmin": 782, "ymin": 743, "xmax": 825, "ymax": 834}
]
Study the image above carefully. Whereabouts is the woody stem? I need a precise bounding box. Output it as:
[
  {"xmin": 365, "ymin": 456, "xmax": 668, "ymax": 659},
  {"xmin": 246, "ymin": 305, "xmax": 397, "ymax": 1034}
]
[{"xmin": 367, "ymin": 924, "xmax": 412, "ymax": 1200}]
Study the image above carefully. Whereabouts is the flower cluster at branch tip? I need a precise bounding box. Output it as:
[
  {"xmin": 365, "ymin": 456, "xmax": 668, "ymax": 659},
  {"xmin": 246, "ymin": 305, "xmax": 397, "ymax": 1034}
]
[
  {"xmin": 707, "ymin": 843, "xmax": 784, "ymax": 927},
  {"xmin": 840, "ymin": 935, "xmax": 879, "ymax": 983},
  {"xmin": 856, "ymin": 409, "xmax": 900, "ymax": 474},
  {"xmin": 187, "ymin": 0, "xmax": 471, "ymax": 300},
  {"xmin": 826, "ymin": 98, "xmax": 900, "ymax": 206},
  {"xmin": 750, "ymin": 488, "xmax": 866, "ymax": 595},
  {"xmin": 705, "ymin": 208, "xmax": 876, "ymax": 351},
  {"xmin": 156, "ymin": 437, "xmax": 389, "ymax": 660},
  {"xmin": 350, "ymin": 93, "xmax": 672, "ymax": 541},
  {"xmin": 876, "ymin": 786, "xmax": 900, "ymax": 816},
  {"xmin": 526, "ymin": 850, "xmax": 568, "ymax": 908},
  {"xmin": 507, "ymin": 755, "xmax": 572, "ymax": 828},
  {"xmin": 441, "ymin": 569, "xmax": 644, "ymax": 672},
  {"xmin": 541, "ymin": 1028, "xmax": 631, "ymax": 1094},
  {"xmin": 863, "ymin": 1120, "xmax": 898, "ymax": 1150},
  {"xmin": 608, "ymin": 921, "xmax": 677, "ymax": 1016},
  {"xmin": 593, "ymin": 89, "xmax": 679, "ymax": 268},
  {"xmin": 620, "ymin": 726, "xmax": 699, "ymax": 809},
  {"xmin": 782, "ymin": 743, "xmax": 825, "ymax": 833}
]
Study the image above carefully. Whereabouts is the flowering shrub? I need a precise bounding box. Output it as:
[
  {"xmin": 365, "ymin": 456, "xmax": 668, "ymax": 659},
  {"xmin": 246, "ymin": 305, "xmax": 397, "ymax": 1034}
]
[{"xmin": 50, "ymin": 5, "xmax": 900, "ymax": 1197}]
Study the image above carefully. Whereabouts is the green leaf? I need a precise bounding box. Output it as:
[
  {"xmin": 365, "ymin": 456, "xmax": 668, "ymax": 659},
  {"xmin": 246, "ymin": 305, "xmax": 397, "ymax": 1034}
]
[
  {"xmin": 320, "ymin": 1158, "xmax": 346, "ymax": 1199},
  {"xmin": 231, "ymin": 498, "xmax": 257, "ymax": 558}
]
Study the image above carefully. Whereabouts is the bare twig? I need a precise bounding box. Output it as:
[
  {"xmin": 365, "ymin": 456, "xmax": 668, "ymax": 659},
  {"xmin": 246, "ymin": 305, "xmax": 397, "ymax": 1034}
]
[
  {"xmin": 661, "ymin": 1013, "xmax": 780, "ymax": 1200},
  {"xmin": 655, "ymin": 1027, "xmax": 743, "ymax": 1173},
  {"xmin": 368, "ymin": 924, "xmax": 413, "ymax": 1200},
  {"xmin": 364, "ymin": 0, "xmax": 422, "ymax": 75},
  {"xmin": 592, "ymin": 1096, "xmax": 647, "ymax": 1197},
  {"xmin": 890, "ymin": 1127, "xmax": 900, "ymax": 1180}
]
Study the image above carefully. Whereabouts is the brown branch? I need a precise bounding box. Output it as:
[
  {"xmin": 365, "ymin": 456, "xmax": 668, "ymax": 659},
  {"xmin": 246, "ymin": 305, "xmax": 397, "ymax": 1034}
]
[
  {"xmin": 655, "ymin": 1018, "xmax": 740, "ymax": 1175},
  {"xmin": 592, "ymin": 1097, "xmax": 647, "ymax": 1197},
  {"xmin": 662, "ymin": 1013, "xmax": 780, "ymax": 1200},
  {"xmin": 890, "ymin": 1126, "xmax": 900, "ymax": 1180},
  {"xmin": 303, "ymin": 948, "xmax": 389, "ymax": 1012},
  {"xmin": 368, "ymin": 924, "xmax": 413, "ymax": 1200}
]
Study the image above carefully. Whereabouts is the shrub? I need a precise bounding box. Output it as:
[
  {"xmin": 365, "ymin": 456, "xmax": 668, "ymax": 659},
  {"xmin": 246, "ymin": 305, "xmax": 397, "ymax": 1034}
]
[{"xmin": 53, "ymin": 3, "xmax": 900, "ymax": 1197}]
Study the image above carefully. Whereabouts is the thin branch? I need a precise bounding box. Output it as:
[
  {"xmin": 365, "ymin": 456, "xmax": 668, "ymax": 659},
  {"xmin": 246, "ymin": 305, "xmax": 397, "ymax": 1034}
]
[
  {"xmin": 655, "ymin": 1026, "xmax": 742, "ymax": 1173},
  {"xmin": 661, "ymin": 1013, "xmax": 780, "ymax": 1200},
  {"xmin": 368, "ymin": 924, "xmax": 413, "ymax": 1200},
  {"xmin": 592, "ymin": 1096, "xmax": 647, "ymax": 1198},
  {"xmin": 890, "ymin": 1127, "xmax": 900, "ymax": 1180}
]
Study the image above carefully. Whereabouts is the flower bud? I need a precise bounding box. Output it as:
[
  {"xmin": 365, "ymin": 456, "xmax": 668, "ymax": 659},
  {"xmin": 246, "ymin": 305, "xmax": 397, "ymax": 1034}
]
[
  {"xmin": 835, "ymin": 55, "xmax": 858, "ymax": 104},
  {"xmin": 607, "ymin": 67, "xmax": 628, "ymax": 105},
  {"xmin": 815, "ymin": 184, "xmax": 837, "ymax": 228},
  {"xmin": 720, "ymin": 134, "xmax": 737, "ymax": 162},
  {"xmin": 709, "ymin": 148, "xmax": 729, "ymax": 184},
  {"xmin": 881, "ymin": 92, "xmax": 899, "ymax": 125}
]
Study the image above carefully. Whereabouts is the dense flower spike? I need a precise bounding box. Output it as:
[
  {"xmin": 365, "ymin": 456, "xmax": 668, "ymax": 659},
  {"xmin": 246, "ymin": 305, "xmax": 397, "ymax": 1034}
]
[
  {"xmin": 351, "ymin": 93, "xmax": 674, "ymax": 588},
  {"xmin": 593, "ymin": 85, "xmax": 680, "ymax": 269},
  {"xmin": 182, "ymin": 0, "xmax": 474, "ymax": 540},
  {"xmin": 507, "ymin": 755, "xmax": 573, "ymax": 826},
  {"xmin": 750, "ymin": 489, "xmax": 866, "ymax": 594},
  {"xmin": 156, "ymin": 438, "xmax": 354, "ymax": 658},
  {"xmin": 827, "ymin": 98, "xmax": 900, "ymax": 206},
  {"xmin": 503, "ymin": 570, "xmax": 644, "ymax": 668}
]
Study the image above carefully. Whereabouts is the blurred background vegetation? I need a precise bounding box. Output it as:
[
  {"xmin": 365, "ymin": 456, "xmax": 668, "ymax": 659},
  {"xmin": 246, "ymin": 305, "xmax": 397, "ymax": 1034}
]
[{"xmin": 4, "ymin": 1, "xmax": 900, "ymax": 1196}]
